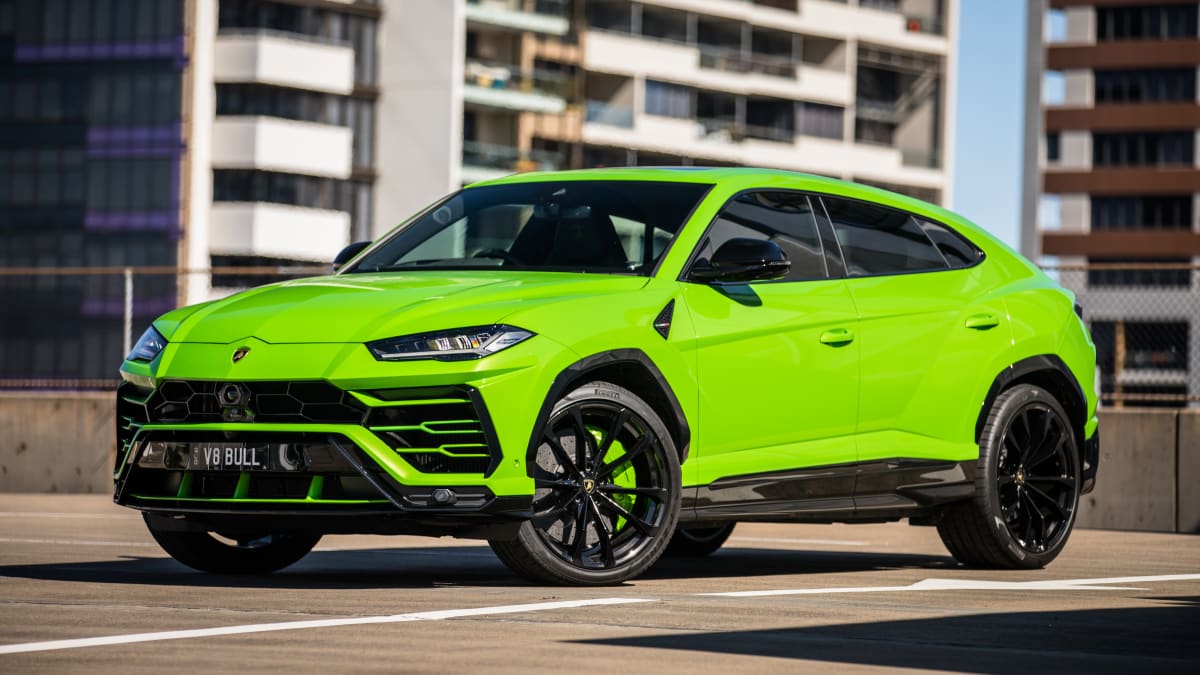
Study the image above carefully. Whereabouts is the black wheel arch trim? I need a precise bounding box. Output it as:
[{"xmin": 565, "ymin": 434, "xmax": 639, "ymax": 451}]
[
  {"xmin": 977, "ymin": 354, "xmax": 1097, "ymax": 493},
  {"xmin": 526, "ymin": 348, "xmax": 691, "ymax": 466}
]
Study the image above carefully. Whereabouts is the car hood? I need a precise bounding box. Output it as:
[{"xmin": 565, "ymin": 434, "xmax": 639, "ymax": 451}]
[{"xmin": 166, "ymin": 271, "xmax": 648, "ymax": 344}]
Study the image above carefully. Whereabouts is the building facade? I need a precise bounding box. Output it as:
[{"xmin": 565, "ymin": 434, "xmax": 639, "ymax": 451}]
[
  {"xmin": 0, "ymin": 0, "xmax": 186, "ymax": 383},
  {"xmin": 1028, "ymin": 0, "xmax": 1200, "ymax": 406},
  {"xmin": 1, "ymin": 0, "xmax": 957, "ymax": 385}
]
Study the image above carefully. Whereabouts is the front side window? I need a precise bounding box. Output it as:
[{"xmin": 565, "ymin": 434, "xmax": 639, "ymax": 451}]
[
  {"xmin": 346, "ymin": 181, "xmax": 710, "ymax": 275},
  {"xmin": 822, "ymin": 196, "xmax": 949, "ymax": 275},
  {"xmin": 691, "ymin": 191, "xmax": 827, "ymax": 281}
]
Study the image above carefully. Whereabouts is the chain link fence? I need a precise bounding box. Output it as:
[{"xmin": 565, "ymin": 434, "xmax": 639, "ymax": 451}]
[{"xmin": 2, "ymin": 262, "xmax": 1197, "ymax": 407}]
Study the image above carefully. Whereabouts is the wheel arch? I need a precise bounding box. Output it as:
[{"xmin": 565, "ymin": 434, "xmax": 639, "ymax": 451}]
[
  {"xmin": 977, "ymin": 354, "xmax": 1088, "ymax": 452},
  {"xmin": 526, "ymin": 349, "xmax": 691, "ymax": 466}
]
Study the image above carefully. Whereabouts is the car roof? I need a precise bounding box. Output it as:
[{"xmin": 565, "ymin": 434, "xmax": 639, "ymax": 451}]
[{"xmin": 473, "ymin": 167, "xmax": 996, "ymax": 249}]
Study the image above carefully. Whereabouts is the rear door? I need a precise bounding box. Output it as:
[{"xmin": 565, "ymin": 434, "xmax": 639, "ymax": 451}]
[
  {"xmin": 818, "ymin": 195, "xmax": 1008, "ymax": 465},
  {"xmin": 680, "ymin": 190, "xmax": 860, "ymax": 490}
]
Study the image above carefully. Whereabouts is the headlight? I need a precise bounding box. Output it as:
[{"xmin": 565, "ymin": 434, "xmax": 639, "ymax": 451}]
[
  {"xmin": 366, "ymin": 325, "xmax": 534, "ymax": 361},
  {"xmin": 128, "ymin": 326, "xmax": 167, "ymax": 362}
]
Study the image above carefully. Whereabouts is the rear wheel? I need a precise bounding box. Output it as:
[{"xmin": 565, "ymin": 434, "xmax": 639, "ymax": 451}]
[
  {"xmin": 144, "ymin": 515, "xmax": 320, "ymax": 574},
  {"xmin": 665, "ymin": 522, "xmax": 736, "ymax": 557},
  {"xmin": 489, "ymin": 381, "xmax": 681, "ymax": 585},
  {"xmin": 937, "ymin": 384, "xmax": 1080, "ymax": 569}
]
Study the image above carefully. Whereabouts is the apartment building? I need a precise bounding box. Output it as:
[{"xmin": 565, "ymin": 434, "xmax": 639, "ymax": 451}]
[
  {"xmin": 1028, "ymin": 0, "xmax": 1200, "ymax": 406},
  {"xmin": 579, "ymin": 0, "xmax": 956, "ymax": 205}
]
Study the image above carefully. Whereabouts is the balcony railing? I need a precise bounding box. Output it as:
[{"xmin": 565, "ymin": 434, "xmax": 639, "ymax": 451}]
[
  {"xmin": 585, "ymin": 100, "xmax": 634, "ymax": 128},
  {"xmin": 461, "ymin": 140, "xmax": 562, "ymax": 172},
  {"xmin": 463, "ymin": 59, "xmax": 570, "ymax": 100},
  {"xmin": 467, "ymin": 0, "xmax": 568, "ymax": 19},
  {"xmin": 215, "ymin": 27, "xmax": 352, "ymax": 49},
  {"xmin": 698, "ymin": 118, "xmax": 795, "ymax": 144},
  {"xmin": 698, "ymin": 47, "xmax": 796, "ymax": 79}
]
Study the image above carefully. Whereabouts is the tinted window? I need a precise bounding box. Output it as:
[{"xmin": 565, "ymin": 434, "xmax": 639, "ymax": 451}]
[
  {"xmin": 693, "ymin": 191, "xmax": 827, "ymax": 281},
  {"xmin": 917, "ymin": 219, "xmax": 981, "ymax": 268},
  {"xmin": 822, "ymin": 197, "xmax": 948, "ymax": 275}
]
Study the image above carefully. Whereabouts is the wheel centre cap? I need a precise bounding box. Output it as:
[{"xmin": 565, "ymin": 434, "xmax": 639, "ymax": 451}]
[
  {"xmin": 583, "ymin": 478, "xmax": 596, "ymax": 494},
  {"xmin": 1015, "ymin": 470, "xmax": 1026, "ymax": 485}
]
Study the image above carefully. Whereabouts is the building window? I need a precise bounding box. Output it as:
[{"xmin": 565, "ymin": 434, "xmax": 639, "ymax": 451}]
[
  {"xmin": 1097, "ymin": 5, "xmax": 1199, "ymax": 40},
  {"xmin": 1087, "ymin": 258, "xmax": 1192, "ymax": 288},
  {"xmin": 213, "ymin": 169, "xmax": 353, "ymax": 212},
  {"xmin": 1092, "ymin": 196, "xmax": 1192, "ymax": 230},
  {"xmin": 1092, "ymin": 131, "xmax": 1194, "ymax": 166},
  {"xmin": 644, "ymin": 79, "xmax": 692, "ymax": 118},
  {"xmin": 1046, "ymin": 132, "xmax": 1060, "ymax": 162},
  {"xmin": 798, "ymin": 102, "xmax": 843, "ymax": 140},
  {"xmin": 1095, "ymin": 68, "xmax": 1196, "ymax": 103}
]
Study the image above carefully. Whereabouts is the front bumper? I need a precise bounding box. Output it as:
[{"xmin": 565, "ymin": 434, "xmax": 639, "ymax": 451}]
[{"xmin": 114, "ymin": 378, "xmax": 534, "ymax": 536}]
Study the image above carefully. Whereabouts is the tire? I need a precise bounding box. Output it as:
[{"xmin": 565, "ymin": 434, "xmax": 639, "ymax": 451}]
[
  {"xmin": 665, "ymin": 522, "xmax": 736, "ymax": 557},
  {"xmin": 489, "ymin": 381, "xmax": 681, "ymax": 585},
  {"xmin": 937, "ymin": 384, "xmax": 1081, "ymax": 569},
  {"xmin": 144, "ymin": 514, "xmax": 320, "ymax": 574}
]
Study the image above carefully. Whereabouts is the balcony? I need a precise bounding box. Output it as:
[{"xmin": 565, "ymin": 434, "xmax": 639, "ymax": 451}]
[
  {"xmin": 465, "ymin": 0, "xmax": 569, "ymax": 36},
  {"xmin": 213, "ymin": 29, "xmax": 355, "ymax": 95},
  {"xmin": 698, "ymin": 47, "xmax": 796, "ymax": 79},
  {"xmin": 585, "ymin": 100, "xmax": 634, "ymax": 129},
  {"xmin": 462, "ymin": 60, "xmax": 568, "ymax": 114},
  {"xmin": 209, "ymin": 203, "xmax": 350, "ymax": 261},
  {"xmin": 461, "ymin": 140, "xmax": 563, "ymax": 184},
  {"xmin": 211, "ymin": 116, "xmax": 353, "ymax": 179},
  {"xmin": 698, "ymin": 118, "xmax": 795, "ymax": 144}
]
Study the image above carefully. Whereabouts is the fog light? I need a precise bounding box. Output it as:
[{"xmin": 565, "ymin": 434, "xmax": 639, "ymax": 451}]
[{"xmin": 431, "ymin": 488, "xmax": 457, "ymax": 505}]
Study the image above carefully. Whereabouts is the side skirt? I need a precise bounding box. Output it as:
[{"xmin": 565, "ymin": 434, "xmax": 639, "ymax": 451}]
[{"xmin": 680, "ymin": 458, "xmax": 976, "ymax": 524}]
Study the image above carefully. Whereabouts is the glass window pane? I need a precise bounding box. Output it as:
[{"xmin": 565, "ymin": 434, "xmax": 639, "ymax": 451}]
[
  {"xmin": 697, "ymin": 191, "xmax": 827, "ymax": 281},
  {"xmin": 823, "ymin": 196, "xmax": 948, "ymax": 275}
]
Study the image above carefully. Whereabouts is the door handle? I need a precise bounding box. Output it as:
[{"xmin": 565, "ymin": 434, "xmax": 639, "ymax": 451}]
[
  {"xmin": 819, "ymin": 328, "xmax": 855, "ymax": 345},
  {"xmin": 965, "ymin": 313, "xmax": 1001, "ymax": 330}
]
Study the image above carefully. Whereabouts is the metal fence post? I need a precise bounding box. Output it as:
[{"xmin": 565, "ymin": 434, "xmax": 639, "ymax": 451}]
[{"xmin": 123, "ymin": 266, "xmax": 133, "ymax": 358}]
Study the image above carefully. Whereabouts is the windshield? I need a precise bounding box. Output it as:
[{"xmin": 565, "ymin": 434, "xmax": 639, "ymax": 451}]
[{"xmin": 344, "ymin": 180, "xmax": 711, "ymax": 275}]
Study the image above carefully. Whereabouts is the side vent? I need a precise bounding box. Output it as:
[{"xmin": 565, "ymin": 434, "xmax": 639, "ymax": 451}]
[{"xmin": 653, "ymin": 300, "xmax": 674, "ymax": 339}]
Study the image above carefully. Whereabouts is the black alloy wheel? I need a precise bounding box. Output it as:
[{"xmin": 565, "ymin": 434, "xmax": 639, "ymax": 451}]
[
  {"xmin": 995, "ymin": 402, "xmax": 1079, "ymax": 553},
  {"xmin": 490, "ymin": 381, "xmax": 681, "ymax": 585},
  {"xmin": 937, "ymin": 384, "xmax": 1081, "ymax": 569}
]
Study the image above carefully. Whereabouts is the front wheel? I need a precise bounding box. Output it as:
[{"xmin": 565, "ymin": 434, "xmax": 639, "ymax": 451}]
[
  {"xmin": 489, "ymin": 381, "xmax": 681, "ymax": 585},
  {"xmin": 937, "ymin": 384, "xmax": 1081, "ymax": 569},
  {"xmin": 144, "ymin": 514, "xmax": 321, "ymax": 574}
]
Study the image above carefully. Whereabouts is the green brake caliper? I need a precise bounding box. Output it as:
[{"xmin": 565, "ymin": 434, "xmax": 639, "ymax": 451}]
[{"xmin": 590, "ymin": 426, "xmax": 636, "ymax": 532}]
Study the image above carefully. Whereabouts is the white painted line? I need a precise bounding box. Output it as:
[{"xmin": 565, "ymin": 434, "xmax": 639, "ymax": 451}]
[
  {"xmin": 729, "ymin": 536, "xmax": 871, "ymax": 547},
  {"xmin": 702, "ymin": 573, "xmax": 1200, "ymax": 597},
  {"xmin": 0, "ymin": 512, "xmax": 129, "ymax": 519},
  {"xmin": 0, "ymin": 537, "xmax": 157, "ymax": 548},
  {"xmin": 0, "ymin": 597, "xmax": 654, "ymax": 655}
]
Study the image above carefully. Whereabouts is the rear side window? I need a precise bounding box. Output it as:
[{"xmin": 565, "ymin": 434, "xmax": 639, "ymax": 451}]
[
  {"xmin": 694, "ymin": 191, "xmax": 827, "ymax": 281},
  {"xmin": 917, "ymin": 219, "xmax": 982, "ymax": 268},
  {"xmin": 821, "ymin": 196, "xmax": 948, "ymax": 276}
]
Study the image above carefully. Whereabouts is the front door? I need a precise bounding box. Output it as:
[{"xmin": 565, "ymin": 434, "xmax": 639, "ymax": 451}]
[{"xmin": 680, "ymin": 191, "xmax": 860, "ymax": 497}]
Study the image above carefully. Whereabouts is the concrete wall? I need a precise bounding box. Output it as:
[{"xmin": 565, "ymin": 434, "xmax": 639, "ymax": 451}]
[
  {"xmin": 0, "ymin": 393, "xmax": 115, "ymax": 494},
  {"xmin": 2, "ymin": 395, "xmax": 1197, "ymax": 533}
]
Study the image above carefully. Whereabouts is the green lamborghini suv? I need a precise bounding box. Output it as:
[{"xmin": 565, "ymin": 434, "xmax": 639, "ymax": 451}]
[{"xmin": 115, "ymin": 168, "xmax": 1099, "ymax": 585}]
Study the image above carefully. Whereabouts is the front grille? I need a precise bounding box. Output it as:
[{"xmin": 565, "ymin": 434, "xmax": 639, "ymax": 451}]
[
  {"xmin": 365, "ymin": 387, "xmax": 500, "ymax": 475},
  {"xmin": 120, "ymin": 381, "xmax": 500, "ymax": 478},
  {"xmin": 144, "ymin": 380, "xmax": 366, "ymax": 424}
]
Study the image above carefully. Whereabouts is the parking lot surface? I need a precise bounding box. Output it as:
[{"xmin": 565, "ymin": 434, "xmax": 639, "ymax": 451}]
[{"xmin": 1, "ymin": 494, "xmax": 1197, "ymax": 673}]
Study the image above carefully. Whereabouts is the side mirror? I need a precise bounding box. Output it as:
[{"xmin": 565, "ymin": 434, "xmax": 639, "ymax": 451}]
[
  {"xmin": 689, "ymin": 238, "xmax": 790, "ymax": 283},
  {"xmin": 333, "ymin": 241, "xmax": 371, "ymax": 271}
]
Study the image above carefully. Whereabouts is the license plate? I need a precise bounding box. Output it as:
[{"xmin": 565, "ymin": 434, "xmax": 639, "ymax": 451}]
[{"xmin": 190, "ymin": 443, "xmax": 279, "ymax": 472}]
